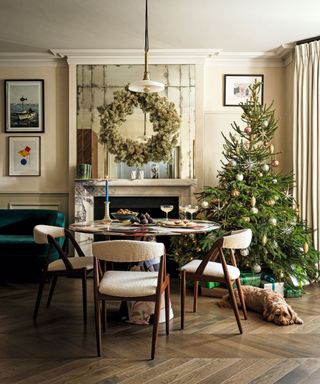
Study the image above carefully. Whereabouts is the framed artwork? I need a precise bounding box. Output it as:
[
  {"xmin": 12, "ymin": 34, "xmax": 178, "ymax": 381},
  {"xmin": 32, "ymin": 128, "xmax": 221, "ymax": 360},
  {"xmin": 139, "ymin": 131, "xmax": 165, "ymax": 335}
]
[
  {"xmin": 5, "ymin": 79, "xmax": 44, "ymax": 132},
  {"xmin": 8, "ymin": 136, "xmax": 41, "ymax": 176},
  {"xmin": 223, "ymin": 74, "xmax": 264, "ymax": 106}
]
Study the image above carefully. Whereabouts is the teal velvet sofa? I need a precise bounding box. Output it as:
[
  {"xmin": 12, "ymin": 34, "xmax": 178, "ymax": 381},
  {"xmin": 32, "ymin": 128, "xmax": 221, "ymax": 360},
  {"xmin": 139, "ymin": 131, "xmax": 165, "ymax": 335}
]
[{"xmin": 0, "ymin": 209, "xmax": 65, "ymax": 282}]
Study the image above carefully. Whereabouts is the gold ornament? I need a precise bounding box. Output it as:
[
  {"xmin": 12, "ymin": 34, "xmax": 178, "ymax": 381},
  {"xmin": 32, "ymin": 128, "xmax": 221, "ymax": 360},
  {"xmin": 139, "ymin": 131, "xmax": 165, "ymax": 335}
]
[
  {"xmin": 231, "ymin": 189, "xmax": 240, "ymax": 197},
  {"xmin": 272, "ymin": 159, "xmax": 280, "ymax": 167},
  {"xmin": 258, "ymin": 172, "xmax": 263, "ymax": 177},
  {"xmin": 263, "ymin": 141, "xmax": 270, "ymax": 147},
  {"xmin": 244, "ymin": 126, "xmax": 252, "ymax": 134},
  {"xmin": 266, "ymin": 199, "xmax": 275, "ymax": 206},
  {"xmin": 304, "ymin": 242, "xmax": 309, "ymax": 254},
  {"xmin": 251, "ymin": 196, "xmax": 256, "ymax": 207},
  {"xmin": 243, "ymin": 216, "xmax": 251, "ymax": 222},
  {"xmin": 261, "ymin": 235, "xmax": 267, "ymax": 245},
  {"xmin": 279, "ymin": 270, "xmax": 284, "ymax": 279},
  {"xmin": 269, "ymin": 144, "xmax": 274, "ymax": 154}
]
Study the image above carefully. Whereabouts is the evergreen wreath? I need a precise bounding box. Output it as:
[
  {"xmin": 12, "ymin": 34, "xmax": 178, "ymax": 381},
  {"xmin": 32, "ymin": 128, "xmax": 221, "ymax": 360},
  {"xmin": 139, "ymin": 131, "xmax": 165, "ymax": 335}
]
[{"xmin": 98, "ymin": 87, "xmax": 180, "ymax": 166}]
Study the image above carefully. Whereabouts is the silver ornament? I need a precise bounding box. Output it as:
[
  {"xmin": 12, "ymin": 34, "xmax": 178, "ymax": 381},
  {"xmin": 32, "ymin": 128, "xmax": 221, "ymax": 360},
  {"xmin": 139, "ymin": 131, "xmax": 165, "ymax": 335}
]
[
  {"xmin": 272, "ymin": 178, "xmax": 278, "ymax": 184},
  {"xmin": 229, "ymin": 160, "xmax": 237, "ymax": 167},
  {"xmin": 262, "ymin": 120, "xmax": 269, "ymax": 128},
  {"xmin": 269, "ymin": 217, "xmax": 277, "ymax": 226},
  {"xmin": 236, "ymin": 173, "xmax": 244, "ymax": 181},
  {"xmin": 201, "ymin": 200, "xmax": 209, "ymax": 209},
  {"xmin": 262, "ymin": 164, "xmax": 269, "ymax": 172},
  {"xmin": 240, "ymin": 249, "xmax": 249, "ymax": 256},
  {"xmin": 251, "ymin": 207, "xmax": 259, "ymax": 214},
  {"xmin": 253, "ymin": 264, "xmax": 262, "ymax": 273}
]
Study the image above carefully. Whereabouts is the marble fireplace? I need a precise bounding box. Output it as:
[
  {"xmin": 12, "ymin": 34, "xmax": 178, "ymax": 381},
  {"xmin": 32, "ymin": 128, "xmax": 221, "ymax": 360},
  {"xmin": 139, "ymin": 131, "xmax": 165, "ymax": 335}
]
[{"xmin": 75, "ymin": 178, "xmax": 197, "ymax": 223}]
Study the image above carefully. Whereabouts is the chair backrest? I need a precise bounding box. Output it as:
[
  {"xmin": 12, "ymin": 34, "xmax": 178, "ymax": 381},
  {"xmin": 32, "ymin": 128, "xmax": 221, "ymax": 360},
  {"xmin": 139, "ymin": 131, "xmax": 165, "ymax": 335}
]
[
  {"xmin": 92, "ymin": 240, "xmax": 165, "ymax": 263},
  {"xmin": 33, "ymin": 225, "xmax": 85, "ymax": 271},
  {"xmin": 34, "ymin": 225, "xmax": 65, "ymax": 244},
  {"xmin": 222, "ymin": 229, "xmax": 252, "ymax": 250}
]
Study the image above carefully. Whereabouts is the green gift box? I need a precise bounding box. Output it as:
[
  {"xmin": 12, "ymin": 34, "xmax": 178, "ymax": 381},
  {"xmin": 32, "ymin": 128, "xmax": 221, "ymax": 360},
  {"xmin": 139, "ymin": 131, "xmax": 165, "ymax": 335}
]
[
  {"xmin": 239, "ymin": 271, "xmax": 261, "ymax": 287},
  {"xmin": 200, "ymin": 281, "xmax": 221, "ymax": 289},
  {"xmin": 284, "ymin": 287, "xmax": 303, "ymax": 298}
]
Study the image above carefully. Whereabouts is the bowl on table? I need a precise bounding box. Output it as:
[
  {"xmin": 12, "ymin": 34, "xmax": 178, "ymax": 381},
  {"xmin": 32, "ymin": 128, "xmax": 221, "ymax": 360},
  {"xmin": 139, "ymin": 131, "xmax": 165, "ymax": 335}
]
[{"xmin": 111, "ymin": 212, "xmax": 138, "ymax": 222}]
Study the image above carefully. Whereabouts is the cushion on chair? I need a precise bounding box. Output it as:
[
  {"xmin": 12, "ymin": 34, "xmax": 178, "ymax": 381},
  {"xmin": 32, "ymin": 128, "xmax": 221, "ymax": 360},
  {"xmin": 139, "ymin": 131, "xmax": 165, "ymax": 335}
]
[
  {"xmin": 48, "ymin": 256, "xmax": 93, "ymax": 272},
  {"xmin": 98, "ymin": 270, "xmax": 158, "ymax": 297},
  {"xmin": 181, "ymin": 259, "xmax": 240, "ymax": 280}
]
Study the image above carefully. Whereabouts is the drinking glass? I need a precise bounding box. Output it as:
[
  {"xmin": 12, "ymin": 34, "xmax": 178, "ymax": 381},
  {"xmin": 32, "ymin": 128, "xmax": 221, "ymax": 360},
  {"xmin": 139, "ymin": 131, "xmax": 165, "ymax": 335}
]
[
  {"xmin": 160, "ymin": 204, "xmax": 174, "ymax": 222},
  {"xmin": 186, "ymin": 205, "xmax": 198, "ymax": 221},
  {"xmin": 179, "ymin": 205, "xmax": 187, "ymax": 220}
]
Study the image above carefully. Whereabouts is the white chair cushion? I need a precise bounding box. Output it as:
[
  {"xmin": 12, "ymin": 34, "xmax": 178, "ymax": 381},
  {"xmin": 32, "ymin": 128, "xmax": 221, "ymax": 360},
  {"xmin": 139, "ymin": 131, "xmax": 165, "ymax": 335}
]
[
  {"xmin": 99, "ymin": 270, "xmax": 159, "ymax": 297},
  {"xmin": 181, "ymin": 259, "xmax": 240, "ymax": 280},
  {"xmin": 34, "ymin": 225, "xmax": 65, "ymax": 244},
  {"xmin": 48, "ymin": 256, "xmax": 93, "ymax": 272}
]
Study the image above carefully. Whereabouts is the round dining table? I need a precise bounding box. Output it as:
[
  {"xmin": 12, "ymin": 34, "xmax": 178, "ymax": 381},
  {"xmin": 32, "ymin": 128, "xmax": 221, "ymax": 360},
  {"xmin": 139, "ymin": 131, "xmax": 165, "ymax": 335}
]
[
  {"xmin": 69, "ymin": 219, "xmax": 219, "ymax": 237},
  {"xmin": 69, "ymin": 218, "xmax": 220, "ymax": 324}
]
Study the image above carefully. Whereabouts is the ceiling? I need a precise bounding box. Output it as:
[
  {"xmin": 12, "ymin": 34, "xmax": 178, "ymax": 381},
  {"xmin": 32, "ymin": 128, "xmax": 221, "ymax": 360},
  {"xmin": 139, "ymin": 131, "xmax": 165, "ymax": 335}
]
[{"xmin": 0, "ymin": 0, "xmax": 319, "ymax": 54}]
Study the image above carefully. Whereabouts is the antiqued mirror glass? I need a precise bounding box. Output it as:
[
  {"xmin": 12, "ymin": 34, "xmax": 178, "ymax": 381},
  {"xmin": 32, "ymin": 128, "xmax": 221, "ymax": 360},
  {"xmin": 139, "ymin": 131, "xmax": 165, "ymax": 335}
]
[{"xmin": 76, "ymin": 64, "xmax": 195, "ymax": 179}]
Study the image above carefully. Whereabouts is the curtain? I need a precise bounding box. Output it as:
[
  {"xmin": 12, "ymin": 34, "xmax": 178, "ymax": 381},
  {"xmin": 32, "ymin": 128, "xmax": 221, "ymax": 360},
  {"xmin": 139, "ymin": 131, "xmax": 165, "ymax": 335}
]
[{"xmin": 293, "ymin": 41, "xmax": 320, "ymax": 250}]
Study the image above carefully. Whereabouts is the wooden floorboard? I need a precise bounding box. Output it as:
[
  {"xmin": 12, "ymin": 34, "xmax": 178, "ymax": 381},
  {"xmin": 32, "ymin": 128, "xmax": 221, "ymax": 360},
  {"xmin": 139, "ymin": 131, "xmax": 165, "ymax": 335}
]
[{"xmin": 0, "ymin": 279, "xmax": 319, "ymax": 383}]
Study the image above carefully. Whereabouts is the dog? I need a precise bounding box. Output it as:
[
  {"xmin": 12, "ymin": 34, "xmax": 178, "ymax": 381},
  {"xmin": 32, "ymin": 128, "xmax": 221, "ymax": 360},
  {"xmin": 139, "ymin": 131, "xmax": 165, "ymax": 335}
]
[{"xmin": 218, "ymin": 285, "xmax": 303, "ymax": 326}]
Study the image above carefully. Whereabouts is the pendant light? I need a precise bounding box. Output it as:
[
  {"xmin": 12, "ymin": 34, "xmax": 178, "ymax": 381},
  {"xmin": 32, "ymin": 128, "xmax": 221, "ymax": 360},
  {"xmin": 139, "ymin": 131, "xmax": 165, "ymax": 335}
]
[{"xmin": 129, "ymin": 0, "xmax": 165, "ymax": 93}]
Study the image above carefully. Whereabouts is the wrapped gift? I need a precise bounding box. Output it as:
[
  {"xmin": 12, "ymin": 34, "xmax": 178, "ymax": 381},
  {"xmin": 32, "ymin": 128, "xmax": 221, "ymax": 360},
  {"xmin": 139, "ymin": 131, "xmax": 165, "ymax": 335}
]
[
  {"xmin": 201, "ymin": 281, "xmax": 221, "ymax": 289},
  {"xmin": 260, "ymin": 272, "xmax": 276, "ymax": 283},
  {"xmin": 284, "ymin": 287, "xmax": 303, "ymax": 298},
  {"xmin": 260, "ymin": 280, "xmax": 284, "ymax": 296},
  {"xmin": 238, "ymin": 271, "xmax": 261, "ymax": 287}
]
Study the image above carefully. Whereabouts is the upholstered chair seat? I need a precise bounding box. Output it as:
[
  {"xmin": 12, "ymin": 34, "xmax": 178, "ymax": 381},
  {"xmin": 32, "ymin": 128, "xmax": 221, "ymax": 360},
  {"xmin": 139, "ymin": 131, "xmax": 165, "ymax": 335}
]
[{"xmin": 181, "ymin": 259, "xmax": 240, "ymax": 280}]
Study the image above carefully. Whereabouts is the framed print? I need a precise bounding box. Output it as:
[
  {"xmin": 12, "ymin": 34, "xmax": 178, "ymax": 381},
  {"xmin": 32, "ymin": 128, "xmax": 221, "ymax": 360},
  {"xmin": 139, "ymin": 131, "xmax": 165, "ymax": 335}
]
[
  {"xmin": 8, "ymin": 136, "xmax": 41, "ymax": 176},
  {"xmin": 224, "ymin": 74, "xmax": 264, "ymax": 106},
  {"xmin": 5, "ymin": 79, "xmax": 44, "ymax": 132}
]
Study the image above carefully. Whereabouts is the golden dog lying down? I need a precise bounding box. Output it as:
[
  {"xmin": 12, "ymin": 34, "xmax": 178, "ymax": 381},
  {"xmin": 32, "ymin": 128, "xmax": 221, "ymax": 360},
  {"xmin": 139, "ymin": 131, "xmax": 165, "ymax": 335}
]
[{"xmin": 218, "ymin": 285, "xmax": 303, "ymax": 326}]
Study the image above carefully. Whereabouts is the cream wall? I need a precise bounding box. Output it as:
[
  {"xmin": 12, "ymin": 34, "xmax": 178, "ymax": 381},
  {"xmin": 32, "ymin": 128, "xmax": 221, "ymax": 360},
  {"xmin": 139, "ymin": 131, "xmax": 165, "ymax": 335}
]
[
  {"xmin": 202, "ymin": 64, "xmax": 289, "ymax": 187},
  {"xmin": 0, "ymin": 65, "xmax": 69, "ymax": 220},
  {"xmin": 0, "ymin": 58, "xmax": 293, "ymax": 223}
]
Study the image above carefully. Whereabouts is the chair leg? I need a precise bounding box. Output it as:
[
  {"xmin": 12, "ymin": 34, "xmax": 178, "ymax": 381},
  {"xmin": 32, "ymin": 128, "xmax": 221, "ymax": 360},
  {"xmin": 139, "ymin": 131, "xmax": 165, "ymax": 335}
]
[
  {"xmin": 33, "ymin": 274, "xmax": 47, "ymax": 321},
  {"xmin": 102, "ymin": 300, "xmax": 106, "ymax": 333},
  {"xmin": 165, "ymin": 278, "xmax": 170, "ymax": 335},
  {"xmin": 225, "ymin": 276, "xmax": 243, "ymax": 334},
  {"xmin": 235, "ymin": 278, "xmax": 248, "ymax": 320},
  {"xmin": 46, "ymin": 276, "xmax": 58, "ymax": 308},
  {"xmin": 82, "ymin": 270, "xmax": 87, "ymax": 324},
  {"xmin": 193, "ymin": 280, "xmax": 199, "ymax": 312},
  {"xmin": 180, "ymin": 271, "xmax": 186, "ymax": 330},
  {"xmin": 151, "ymin": 292, "xmax": 162, "ymax": 360},
  {"xmin": 94, "ymin": 296, "xmax": 102, "ymax": 357}
]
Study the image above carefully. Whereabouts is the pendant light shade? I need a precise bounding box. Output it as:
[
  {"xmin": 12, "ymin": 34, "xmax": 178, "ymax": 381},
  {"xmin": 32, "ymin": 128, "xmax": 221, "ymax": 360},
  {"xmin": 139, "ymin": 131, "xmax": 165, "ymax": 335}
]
[{"xmin": 129, "ymin": 0, "xmax": 165, "ymax": 93}]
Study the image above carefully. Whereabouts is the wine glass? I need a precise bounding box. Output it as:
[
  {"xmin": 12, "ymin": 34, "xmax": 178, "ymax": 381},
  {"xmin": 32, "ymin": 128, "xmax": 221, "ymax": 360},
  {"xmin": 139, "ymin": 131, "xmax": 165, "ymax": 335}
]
[
  {"xmin": 160, "ymin": 205, "xmax": 174, "ymax": 222},
  {"xmin": 186, "ymin": 205, "xmax": 198, "ymax": 221},
  {"xmin": 179, "ymin": 205, "xmax": 187, "ymax": 220}
]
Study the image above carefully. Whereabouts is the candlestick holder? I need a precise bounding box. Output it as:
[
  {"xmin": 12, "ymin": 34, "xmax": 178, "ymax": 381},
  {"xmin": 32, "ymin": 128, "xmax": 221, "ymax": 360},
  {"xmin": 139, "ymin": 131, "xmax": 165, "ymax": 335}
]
[{"xmin": 103, "ymin": 201, "xmax": 112, "ymax": 223}]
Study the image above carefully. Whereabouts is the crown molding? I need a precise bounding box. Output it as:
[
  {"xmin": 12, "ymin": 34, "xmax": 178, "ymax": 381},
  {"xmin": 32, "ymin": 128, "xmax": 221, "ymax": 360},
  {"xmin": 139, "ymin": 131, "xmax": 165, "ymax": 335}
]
[
  {"xmin": 49, "ymin": 49, "xmax": 223, "ymax": 64},
  {"xmin": 0, "ymin": 52, "xmax": 65, "ymax": 67},
  {"xmin": 0, "ymin": 47, "xmax": 295, "ymax": 67}
]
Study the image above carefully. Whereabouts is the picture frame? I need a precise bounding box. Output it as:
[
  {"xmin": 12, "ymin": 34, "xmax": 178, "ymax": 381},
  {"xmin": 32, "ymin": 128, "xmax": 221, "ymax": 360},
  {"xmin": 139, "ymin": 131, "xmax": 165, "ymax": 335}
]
[
  {"xmin": 8, "ymin": 136, "xmax": 41, "ymax": 176},
  {"xmin": 5, "ymin": 79, "xmax": 44, "ymax": 132},
  {"xmin": 223, "ymin": 74, "xmax": 264, "ymax": 106}
]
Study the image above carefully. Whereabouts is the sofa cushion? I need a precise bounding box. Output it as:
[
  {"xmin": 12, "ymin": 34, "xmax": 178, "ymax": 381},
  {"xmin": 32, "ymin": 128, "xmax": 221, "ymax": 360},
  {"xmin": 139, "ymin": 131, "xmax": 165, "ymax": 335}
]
[{"xmin": 0, "ymin": 234, "xmax": 35, "ymax": 244}]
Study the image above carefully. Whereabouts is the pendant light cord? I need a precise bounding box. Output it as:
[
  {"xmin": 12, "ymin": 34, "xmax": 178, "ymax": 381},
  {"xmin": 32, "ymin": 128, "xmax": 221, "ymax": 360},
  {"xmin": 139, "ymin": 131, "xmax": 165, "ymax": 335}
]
[{"xmin": 145, "ymin": 0, "xmax": 149, "ymax": 52}]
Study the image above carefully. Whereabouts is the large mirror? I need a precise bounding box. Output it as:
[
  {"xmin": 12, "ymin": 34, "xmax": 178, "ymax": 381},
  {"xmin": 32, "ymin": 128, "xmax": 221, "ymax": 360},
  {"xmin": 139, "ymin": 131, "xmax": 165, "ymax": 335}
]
[{"xmin": 76, "ymin": 64, "xmax": 195, "ymax": 179}]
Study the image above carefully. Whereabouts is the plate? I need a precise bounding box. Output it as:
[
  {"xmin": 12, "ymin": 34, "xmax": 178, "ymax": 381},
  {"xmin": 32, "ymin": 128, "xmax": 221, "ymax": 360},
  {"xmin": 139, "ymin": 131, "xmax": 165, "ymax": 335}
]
[
  {"xmin": 160, "ymin": 221, "xmax": 200, "ymax": 228},
  {"xmin": 131, "ymin": 222, "xmax": 157, "ymax": 227}
]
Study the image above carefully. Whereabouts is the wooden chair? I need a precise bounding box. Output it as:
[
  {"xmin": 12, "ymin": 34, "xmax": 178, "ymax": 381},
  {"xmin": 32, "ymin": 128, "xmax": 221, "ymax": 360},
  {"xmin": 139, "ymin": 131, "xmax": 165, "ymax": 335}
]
[
  {"xmin": 33, "ymin": 225, "xmax": 93, "ymax": 323},
  {"xmin": 180, "ymin": 228, "xmax": 252, "ymax": 333},
  {"xmin": 92, "ymin": 240, "xmax": 170, "ymax": 359}
]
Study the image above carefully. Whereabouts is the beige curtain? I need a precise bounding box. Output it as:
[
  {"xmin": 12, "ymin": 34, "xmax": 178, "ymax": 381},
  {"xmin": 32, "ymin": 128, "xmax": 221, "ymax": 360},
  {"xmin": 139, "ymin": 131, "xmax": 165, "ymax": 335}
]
[{"xmin": 293, "ymin": 41, "xmax": 320, "ymax": 250}]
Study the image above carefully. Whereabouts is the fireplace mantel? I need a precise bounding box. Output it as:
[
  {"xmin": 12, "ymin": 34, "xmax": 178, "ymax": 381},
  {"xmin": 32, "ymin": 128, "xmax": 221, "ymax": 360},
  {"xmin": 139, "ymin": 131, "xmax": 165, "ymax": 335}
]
[{"xmin": 75, "ymin": 178, "xmax": 198, "ymax": 222}]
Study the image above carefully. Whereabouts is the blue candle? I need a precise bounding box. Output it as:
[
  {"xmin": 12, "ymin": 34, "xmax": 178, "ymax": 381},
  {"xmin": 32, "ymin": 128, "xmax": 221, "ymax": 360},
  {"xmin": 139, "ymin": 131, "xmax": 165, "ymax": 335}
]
[{"xmin": 105, "ymin": 179, "xmax": 109, "ymax": 202}]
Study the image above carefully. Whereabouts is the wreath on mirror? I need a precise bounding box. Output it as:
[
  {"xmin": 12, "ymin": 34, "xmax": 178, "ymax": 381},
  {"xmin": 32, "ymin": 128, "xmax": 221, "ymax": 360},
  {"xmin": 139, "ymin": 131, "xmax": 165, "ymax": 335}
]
[{"xmin": 98, "ymin": 87, "xmax": 180, "ymax": 167}]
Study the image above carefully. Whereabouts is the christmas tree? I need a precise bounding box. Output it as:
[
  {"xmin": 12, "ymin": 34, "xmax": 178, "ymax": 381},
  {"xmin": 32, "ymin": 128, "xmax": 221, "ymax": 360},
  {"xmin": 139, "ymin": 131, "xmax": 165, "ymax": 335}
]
[{"xmin": 172, "ymin": 82, "xmax": 318, "ymax": 287}]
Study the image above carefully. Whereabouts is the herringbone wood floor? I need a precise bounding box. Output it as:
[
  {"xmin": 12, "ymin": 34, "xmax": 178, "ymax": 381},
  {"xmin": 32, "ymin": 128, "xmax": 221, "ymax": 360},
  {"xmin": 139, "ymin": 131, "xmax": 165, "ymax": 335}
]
[{"xmin": 1, "ymin": 279, "xmax": 320, "ymax": 384}]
